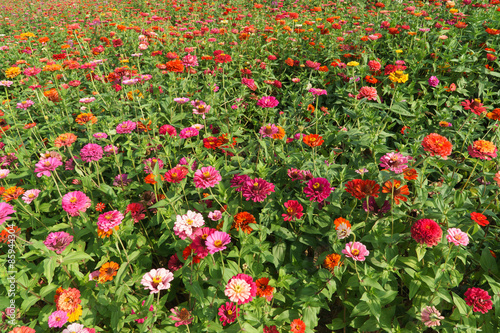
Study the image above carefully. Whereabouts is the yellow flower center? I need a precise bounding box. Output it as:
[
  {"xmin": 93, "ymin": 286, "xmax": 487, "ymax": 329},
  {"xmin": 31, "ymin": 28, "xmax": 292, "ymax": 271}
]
[
  {"xmin": 313, "ymin": 182, "xmax": 320, "ymax": 189},
  {"xmin": 203, "ymin": 172, "xmax": 210, "ymax": 178},
  {"xmin": 70, "ymin": 197, "xmax": 77, "ymax": 203},
  {"xmin": 186, "ymin": 219, "xmax": 193, "ymax": 225},
  {"xmin": 287, "ymin": 207, "xmax": 294, "ymax": 214},
  {"xmin": 214, "ymin": 240, "xmax": 223, "ymax": 247},
  {"xmin": 227, "ymin": 309, "xmax": 233, "ymax": 315},
  {"xmin": 352, "ymin": 249, "xmax": 360, "ymax": 256},
  {"xmin": 152, "ymin": 276, "xmax": 162, "ymax": 283},
  {"xmin": 105, "ymin": 214, "xmax": 112, "ymax": 220}
]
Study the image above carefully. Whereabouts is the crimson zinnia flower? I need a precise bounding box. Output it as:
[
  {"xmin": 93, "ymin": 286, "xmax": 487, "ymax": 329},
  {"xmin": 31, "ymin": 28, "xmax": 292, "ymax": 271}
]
[
  {"xmin": 282, "ymin": 200, "xmax": 304, "ymax": 221},
  {"xmin": 411, "ymin": 219, "xmax": 442, "ymax": 247},
  {"xmin": 304, "ymin": 177, "xmax": 333, "ymax": 202},
  {"xmin": 344, "ymin": 179, "xmax": 380, "ymax": 200},
  {"xmin": 470, "ymin": 212, "xmax": 489, "ymax": 226},
  {"xmin": 464, "ymin": 288, "xmax": 493, "ymax": 314}
]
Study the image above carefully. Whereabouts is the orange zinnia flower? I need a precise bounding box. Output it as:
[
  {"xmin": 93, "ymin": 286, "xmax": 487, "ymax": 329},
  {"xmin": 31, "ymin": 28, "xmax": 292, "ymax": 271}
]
[
  {"xmin": 333, "ymin": 217, "xmax": 351, "ymax": 230},
  {"xmin": 382, "ymin": 180, "xmax": 410, "ymax": 205},
  {"xmin": 255, "ymin": 277, "xmax": 274, "ymax": 301},
  {"xmin": 99, "ymin": 261, "xmax": 120, "ymax": 282},
  {"xmin": 403, "ymin": 168, "xmax": 418, "ymax": 181},
  {"xmin": 232, "ymin": 211, "xmax": 256, "ymax": 234},
  {"xmin": 166, "ymin": 59, "xmax": 184, "ymax": 73},
  {"xmin": 54, "ymin": 133, "xmax": 77, "ymax": 147},
  {"xmin": 2, "ymin": 186, "xmax": 25, "ymax": 202},
  {"xmin": 75, "ymin": 113, "xmax": 97, "ymax": 125},
  {"xmin": 323, "ymin": 253, "xmax": 342, "ymax": 273},
  {"xmin": 44, "ymin": 88, "xmax": 61, "ymax": 102},
  {"xmin": 486, "ymin": 108, "xmax": 500, "ymax": 120},
  {"xmin": 145, "ymin": 173, "xmax": 164, "ymax": 184},
  {"xmin": 421, "ymin": 133, "xmax": 452, "ymax": 159},
  {"xmin": 272, "ymin": 126, "xmax": 285, "ymax": 140},
  {"xmin": 98, "ymin": 225, "xmax": 119, "ymax": 238},
  {"xmin": 345, "ymin": 179, "xmax": 380, "ymax": 200},
  {"xmin": 302, "ymin": 134, "xmax": 324, "ymax": 147}
]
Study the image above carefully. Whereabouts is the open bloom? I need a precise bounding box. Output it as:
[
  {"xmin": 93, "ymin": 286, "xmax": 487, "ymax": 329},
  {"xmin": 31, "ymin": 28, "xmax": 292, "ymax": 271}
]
[
  {"xmin": 446, "ymin": 228, "xmax": 469, "ymax": 246},
  {"xmin": 470, "ymin": 212, "xmax": 489, "ymax": 226},
  {"xmin": 141, "ymin": 268, "xmax": 174, "ymax": 294},
  {"xmin": 80, "ymin": 144, "xmax": 103, "ymax": 163},
  {"xmin": 421, "ymin": 306, "xmax": 444, "ymax": 327},
  {"xmin": 0, "ymin": 202, "xmax": 16, "ymax": 225},
  {"xmin": 467, "ymin": 140, "xmax": 497, "ymax": 160},
  {"xmin": 169, "ymin": 307, "xmax": 193, "ymax": 327},
  {"xmin": 34, "ymin": 157, "xmax": 62, "ymax": 177},
  {"xmin": 282, "ymin": 200, "xmax": 304, "ymax": 221},
  {"xmin": 464, "ymin": 288, "xmax": 493, "ymax": 314},
  {"xmin": 241, "ymin": 178, "xmax": 275, "ymax": 202},
  {"xmin": 193, "ymin": 166, "xmax": 221, "ymax": 189},
  {"xmin": 428, "ymin": 76, "xmax": 439, "ymax": 87},
  {"xmin": 48, "ymin": 311, "xmax": 68, "ymax": 328},
  {"xmin": 116, "ymin": 120, "xmax": 137, "ymax": 134},
  {"xmin": 206, "ymin": 231, "xmax": 231, "ymax": 254},
  {"xmin": 411, "ymin": 219, "xmax": 442, "ymax": 247},
  {"xmin": 345, "ymin": 179, "xmax": 380, "ymax": 200},
  {"xmin": 44, "ymin": 232, "xmax": 73, "ymax": 254},
  {"xmin": 174, "ymin": 210, "xmax": 204, "ymax": 239},
  {"xmin": 342, "ymin": 242, "xmax": 369, "ymax": 261},
  {"xmin": 224, "ymin": 273, "xmax": 257, "ymax": 305},
  {"xmin": 257, "ymin": 96, "xmax": 279, "ymax": 108},
  {"xmin": 290, "ymin": 319, "xmax": 306, "ymax": 333},
  {"xmin": 379, "ymin": 152, "xmax": 412, "ymax": 174},
  {"xmin": 260, "ymin": 124, "xmax": 279, "ymax": 138},
  {"xmin": 304, "ymin": 177, "xmax": 333, "ymax": 202},
  {"xmin": 62, "ymin": 191, "xmax": 91, "ymax": 216},
  {"xmin": 422, "ymin": 133, "xmax": 452, "ymax": 159},
  {"xmin": 97, "ymin": 210, "xmax": 124, "ymax": 232},
  {"xmin": 356, "ymin": 86, "xmax": 378, "ymax": 101},
  {"xmin": 22, "ymin": 189, "xmax": 41, "ymax": 204},
  {"xmin": 461, "ymin": 99, "xmax": 487, "ymax": 115},
  {"xmin": 218, "ymin": 302, "xmax": 239, "ymax": 326}
]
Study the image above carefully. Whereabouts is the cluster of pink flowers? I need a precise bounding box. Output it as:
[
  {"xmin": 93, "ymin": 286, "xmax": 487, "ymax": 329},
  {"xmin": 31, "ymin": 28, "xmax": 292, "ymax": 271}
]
[{"xmin": 231, "ymin": 174, "xmax": 275, "ymax": 202}]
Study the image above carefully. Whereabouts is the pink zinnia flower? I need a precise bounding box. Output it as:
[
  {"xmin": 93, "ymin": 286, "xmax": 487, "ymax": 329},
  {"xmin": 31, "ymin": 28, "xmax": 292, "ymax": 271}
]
[
  {"xmin": 461, "ymin": 99, "xmax": 487, "ymax": 115},
  {"xmin": 80, "ymin": 144, "xmax": 103, "ymax": 163},
  {"xmin": 379, "ymin": 152, "xmax": 412, "ymax": 174},
  {"xmin": 173, "ymin": 97, "xmax": 190, "ymax": 104},
  {"xmin": 242, "ymin": 78, "xmax": 257, "ymax": 91},
  {"xmin": 304, "ymin": 177, "xmax": 333, "ymax": 202},
  {"xmin": 308, "ymin": 88, "xmax": 327, "ymax": 96},
  {"xmin": 218, "ymin": 302, "xmax": 239, "ymax": 326},
  {"xmin": 116, "ymin": 120, "xmax": 137, "ymax": 134},
  {"xmin": 446, "ymin": 228, "xmax": 469, "ymax": 246},
  {"xmin": 34, "ymin": 157, "xmax": 63, "ymax": 177},
  {"xmin": 287, "ymin": 168, "xmax": 304, "ymax": 181},
  {"xmin": 257, "ymin": 96, "xmax": 279, "ymax": 108},
  {"xmin": 428, "ymin": 76, "xmax": 439, "ymax": 87},
  {"xmin": 0, "ymin": 202, "xmax": 16, "ymax": 225},
  {"xmin": 143, "ymin": 158, "xmax": 164, "ymax": 173},
  {"xmin": 62, "ymin": 324, "xmax": 85, "ymax": 333},
  {"xmin": 282, "ymin": 200, "xmax": 304, "ymax": 221},
  {"xmin": 159, "ymin": 124, "xmax": 177, "ymax": 137},
  {"xmin": 464, "ymin": 288, "xmax": 493, "ymax": 314},
  {"xmin": 168, "ymin": 254, "xmax": 183, "ymax": 272},
  {"xmin": 62, "ymin": 191, "xmax": 91, "ymax": 216},
  {"xmin": 174, "ymin": 210, "xmax": 205, "ymax": 239},
  {"xmin": 206, "ymin": 231, "xmax": 231, "ymax": 254},
  {"xmin": 368, "ymin": 60, "xmax": 381, "ymax": 71},
  {"xmin": 467, "ymin": 140, "xmax": 497, "ymax": 160},
  {"xmin": 356, "ymin": 86, "xmax": 378, "ymax": 101},
  {"xmin": 421, "ymin": 306, "xmax": 444, "ymax": 327},
  {"xmin": 224, "ymin": 273, "xmax": 257, "ymax": 305},
  {"xmin": 22, "ymin": 189, "xmax": 41, "ymax": 204},
  {"xmin": 241, "ymin": 178, "xmax": 275, "ymax": 202},
  {"xmin": 97, "ymin": 210, "xmax": 124, "ymax": 232},
  {"xmin": 93, "ymin": 132, "xmax": 108, "ymax": 140},
  {"xmin": 179, "ymin": 127, "xmax": 199, "ymax": 138},
  {"xmin": 342, "ymin": 241, "xmax": 370, "ymax": 261},
  {"xmin": 44, "ymin": 231, "xmax": 73, "ymax": 254},
  {"xmin": 16, "ymin": 100, "xmax": 35, "ymax": 109},
  {"xmin": 193, "ymin": 166, "xmax": 221, "ymax": 189},
  {"xmin": 259, "ymin": 124, "xmax": 279, "ymax": 138},
  {"xmin": 48, "ymin": 310, "xmax": 68, "ymax": 328},
  {"xmin": 141, "ymin": 268, "xmax": 174, "ymax": 294},
  {"xmin": 169, "ymin": 307, "xmax": 193, "ymax": 326},
  {"xmin": 411, "ymin": 219, "xmax": 442, "ymax": 247},
  {"xmin": 125, "ymin": 203, "xmax": 146, "ymax": 223},
  {"xmin": 208, "ymin": 210, "xmax": 222, "ymax": 221},
  {"xmin": 182, "ymin": 54, "xmax": 198, "ymax": 67}
]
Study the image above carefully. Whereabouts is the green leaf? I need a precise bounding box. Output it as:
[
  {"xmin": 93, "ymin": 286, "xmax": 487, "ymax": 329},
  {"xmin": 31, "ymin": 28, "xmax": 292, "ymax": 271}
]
[
  {"xmin": 43, "ymin": 256, "xmax": 56, "ymax": 284},
  {"xmin": 61, "ymin": 251, "xmax": 94, "ymax": 265},
  {"xmin": 327, "ymin": 318, "xmax": 347, "ymax": 330},
  {"xmin": 452, "ymin": 292, "xmax": 469, "ymax": 315}
]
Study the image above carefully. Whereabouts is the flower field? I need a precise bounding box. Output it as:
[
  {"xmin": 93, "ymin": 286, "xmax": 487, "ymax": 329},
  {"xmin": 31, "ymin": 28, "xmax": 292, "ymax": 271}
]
[{"xmin": 1, "ymin": 0, "xmax": 500, "ymax": 331}]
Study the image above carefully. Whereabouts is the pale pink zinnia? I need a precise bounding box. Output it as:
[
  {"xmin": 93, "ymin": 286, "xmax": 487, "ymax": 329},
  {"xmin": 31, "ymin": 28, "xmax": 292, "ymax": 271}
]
[
  {"xmin": 22, "ymin": 189, "xmax": 41, "ymax": 204},
  {"xmin": 62, "ymin": 191, "xmax": 91, "ymax": 216},
  {"xmin": 224, "ymin": 273, "xmax": 257, "ymax": 305},
  {"xmin": 446, "ymin": 228, "xmax": 469, "ymax": 246},
  {"xmin": 342, "ymin": 241, "xmax": 370, "ymax": 261},
  {"xmin": 141, "ymin": 268, "xmax": 174, "ymax": 294},
  {"xmin": 193, "ymin": 166, "xmax": 221, "ymax": 189},
  {"xmin": 356, "ymin": 86, "xmax": 379, "ymax": 101},
  {"xmin": 174, "ymin": 210, "xmax": 205, "ymax": 239},
  {"xmin": 421, "ymin": 306, "xmax": 444, "ymax": 327},
  {"xmin": 97, "ymin": 210, "xmax": 124, "ymax": 232},
  {"xmin": 379, "ymin": 152, "xmax": 412, "ymax": 174}
]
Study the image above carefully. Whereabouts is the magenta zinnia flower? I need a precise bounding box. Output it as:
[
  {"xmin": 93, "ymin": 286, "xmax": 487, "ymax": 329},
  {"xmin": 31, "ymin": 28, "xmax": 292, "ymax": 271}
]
[
  {"xmin": 62, "ymin": 191, "xmax": 91, "ymax": 216},
  {"xmin": 224, "ymin": 273, "xmax": 257, "ymax": 305},
  {"xmin": 141, "ymin": 268, "xmax": 174, "ymax": 294},
  {"xmin": 218, "ymin": 302, "xmax": 239, "ymax": 326},
  {"xmin": 257, "ymin": 96, "xmax": 279, "ymax": 108},
  {"xmin": 116, "ymin": 120, "xmax": 137, "ymax": 134},
  {"xmin": 44, "ymin": 231, "xmax": 73, "ymax": 254},
  {"xmin": 282, "ymin": 200, "xmax": 304, "ymax": 221},
  {"xmin": 206, "ymin": 231, "xmax": 231, "ymax": 254},
  {"xmin": 304, "ymin": 177, "xmax": 333, "ymax": 202},
  {"xmin": 464, "ymin": 288, "xmax": 493, "ymax": 314},
  {"xmin": 342, "ymin": 241, "xmax": 370, "ymax": 261},
  {"xmin": 193, "ymin": 166, "xmax": 221, "ymax": 189},
  {"xmin": 48, "ymin": 310, "xmax": 68, "ymax": 328},
  {"xmin": 97, "ymin": 210, "xmax": 124, "ymax": 232},
  {"xmin": 0, "ymin": 202, "xmax": 16, "ymax": 225},
  {"xmin": 179, "ymin": 127, "xmax": 199, "ymax": 138},
  {"xmin": 241, "ymin": 178, "xmax": 275, "ymax": 202},
  {"xmin": 308, "ymin": 88, "xmax": 327, "ymax": 96},
  {"xmin": 446, "ymin": 228, "xmax": 469, "ymax": 246},
  {"xmin": 411, "ymin": 219, "xmax": 442, "ymax": 247},
  {"xmin": 421, "ymin": 306, "xmax": 444, "ymax": 327},
  {"xmin": 259, "ymin": 124, "xmax": 279, "ymax": 138},
  {"xmin": 428, "ymin": 76, "xmax": 439, "ymax": 87},
  {"xmin": 379, "ymin": 152, "xmax": 412, "ymax": 174},
  {"xmin": 159, "ymin": 124, "xmax": 177, "ymax": 137},
  {"xmin": 230, "ymin": 174, "xmax": 251, "ymax": 192},
  {"xmin": 34, "ymin": 157, "xmax": 63, "ymax": 177},
  {"xmin": 80, "ymin": 143, "xmax": 103, "ymax": 163}
]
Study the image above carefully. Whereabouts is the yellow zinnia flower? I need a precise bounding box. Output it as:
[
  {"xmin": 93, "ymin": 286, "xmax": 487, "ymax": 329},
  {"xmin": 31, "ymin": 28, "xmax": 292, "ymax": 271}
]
[
  {"xmin": 388, "ymin": 70, "xmax": 409, "ymax": 84},
  {"xmin": 347, "ymin": 61, "xmax": 360, "ymax": 67},
  {"xmin": 5, "ymin": 67, "xmax": 21, "ymax": 78}
]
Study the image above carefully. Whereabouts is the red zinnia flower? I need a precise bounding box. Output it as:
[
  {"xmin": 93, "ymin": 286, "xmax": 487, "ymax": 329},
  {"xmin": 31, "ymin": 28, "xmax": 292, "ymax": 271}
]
[
  {"xmin": 421, "ymin": 133, "xmax": 452, "ymax": 159},
  {"xmin": 464, "ymin": 288, "xmax": 493, "ymax": 314},
  {"xmin": 164, "ymin": 166, "xmax": 188, "ymax": 183},
  {"xmin": 382, "ymin": 180, "xmax": 410, "ymax": 205},
  {"xmin": 302, "ymin": 134, "xmax": 324, "ymax": 147},
  {"xmin": 203, "ymin": 137, "xmax": 221, "ymax": 149},
  {"xmin": 470, "ymin": 212, "xmax": 489, "ymax": 226},
  {"xmin": 282, "ymin": 200, "xmax": 304, "ymax": 221},
  {"xmin": 290, "ymin": 318, "xmax": 306, "ymax": 333},
  {"xmin": 411, "ymin": 219, "xmax": 442, "ymax": 247},
  {"xmin": 255, "ymin": 277, "xmax": 274, "ymax": 301},
  {"xmin": 344, "ymin": 179, "xmax": 380, "ymax": 200},
  {"xmin": 96, "ymin": 202, "xmax": 105, "ymax": 212},
  {"xmin": 403, "ymin": 168, "xmax": 418, "ymax": 180}
]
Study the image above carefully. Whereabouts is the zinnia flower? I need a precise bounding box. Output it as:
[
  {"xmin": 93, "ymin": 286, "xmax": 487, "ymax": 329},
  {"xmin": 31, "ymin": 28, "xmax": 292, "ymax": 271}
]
[
  {"xmin": 282, "ymin": 200, "xmax": 304, "ymax": 221},
  {"xmin": 116, "ymin": 120, "xmax": 137, "ymax": 134},
  {"xmin": 446, "ymin": 228, "xmax": 469, "ymax": 246},
  {"xmin": 257, "ymin": 96, "xmax": 279, "ymax": 108},
  {"xmin": 241, "ymin": 178, "xmax": 275, "ymax": 202},
  {"xmin": 259, "ymin": 124, "xmax": 279, "ymax": 138},
  {"xmin": 22, "ymin": 189, "xmax": 41, "ymax": 204},
  {"xmin": 421, "ymin": 133, "xmax": 453, "ymax": 159},
  {"xmin": 302, "ymin": 134, "xmax": 324, "ymax": 147},
  {"xmin": 218, "ymin": 302, "xmax": 239, "ymax": 326},
  {"xmin": 54, "ymin": 287, "xmax": 82, "ymax": 321},
  {"xmin": 379, "ymin": 152, "xmax": 412, "ymax": 174},
  {"xmin": 174, "ymin": 210, "xmax": 205, "ymax": 239},
  {"xmin": 356, "ymin": 86, "xmax": 378, "ymax": 101},
  {"xmin": 411, "ymin": 219, "xmax": 442, "ymax": 247},
  {"xmin": 80, "ymin": 144, "xmax": 103, "ymax": 163},
  {"xmin": 48, "ymin": 310, "xmax": 68, "ymax": 328},
  {"xmin": 290, "ymin": 318, "xmax": 306, "ymax": 333},
  {"xmin": 233, "ymin": 211, "xmax": 256, "ymax": 234},
  {"xmin": 0, "ymin": 202, "xmax": 16, "ymax": 225},
  {"xmin": 164, "ymin": 166, "xmax": 189, "ymax": 183},
  {"xmin": 428, "ymin": 76, "xmax": 439, "ymax": 87},
  {"xmin": 255, "ymin": 277, "xmax": 274, "ymax": 301},
  {"xmin": 97, "ymin": 210, "xmax": 124, "ymax": 232},
  {"xmin": 421, "ymin": 306, "xmax": 444, "ymax": 327},
  {"xmin": 206, "ymin": 231, "xmax": 231, "ymax": 254},
  {"xmin": 54, "ymin": 133, "xmax": 77, "ymax": 147},
  {"xmin": 342, "ymin": 242, "xmax": 369, "ymax": 261},
  {"xmin": 382, "ymin": 179, "xmax": 410, "ymax": 205},
  {"xmin": 179, "ymin": 127, "xmax": 199, "ymax": 138},
  {"xmin": 323, "ymin": 253, "xmax": 342, "ymax": 273},
  {"xmin": 99, "ymin": 261, "xmax": 120, "ymax": 282},
  {"xmin": 169, "ymin": 307, "xmax": 193, "ymax": 326},
  {"xmin": 224, "ymin": 273, "xmax": 257, "ymax": 304},
  {"xmin": 467, "ymin": 140, "xmax": 497, "ymax": 160},
  {"xmin": 193, "ymin": 166, "xmax": 222, "ymax": 189},
  {"xmin": 34, "ymin": 157, "xmax": 62, "ymax": 177},
  {"xmin": 464, "ymin": 287, "xmax": 493, "ymax": 314},
  {"xmin": 141, "ymin": 268, "xmax": 174, "ymax": 294},
  {"xmin": 304, "ymin": 177, "xmax": 333, "ymax": 202},
  {"xmin": 470, "ymin": 212, "xmax": 489, "ymax": 226},
  {"xmin": 44, "ymin": 232, "xmax": 73, "ymax": 254},
  {"xmin": 461, "ymin": 99, "xmax": 487, "ymax": 116},
  {"xmin": 345, "ymin": 179, "xmax": 380, "ymax": 200},
  {"xmin": 62, "ymin": 191, "xmax": 91, "ymax": 216}
]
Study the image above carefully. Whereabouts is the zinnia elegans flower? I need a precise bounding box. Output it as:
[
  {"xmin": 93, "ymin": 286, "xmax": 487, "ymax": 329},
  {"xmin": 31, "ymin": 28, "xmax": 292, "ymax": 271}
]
[
  {"xmin": 179, "ymin": 127, "xmax": 199, "ymax": 138},
  {"xmin": 379, "ymin": 152, "xmax": 412, "ymax": 174},
  {"xmin": 168, "ymin": 254, "xmax": 183, "ymax": 272},
  {"xmin": 34, "ymin": 157, "xmax": 63, "ymax": 177},
  {"xmin": 308, "ymin": 88, "xmax": 327, "ymax": 96},
  {"xmin": 290, "ymin": 318, "xmax": 306, "ymax": 333},
  {"xmin": 54, "ymin": 287, "xmax": 82, "ymax": 321},
  {"xmin": 224, "ymin": 273, "xmax": 257, "ymax": 305},
  {"xmin": 230, "ymin": 174, "xmax": 251, "ymax": 191},
  {"xmin": 287, "ymin": 168, "xmax": 304, "ymax": 181},
  {"xmin": 334, "ymin": 217, "xmax": 351, "ymax": 239},
  {"xmin": 302, "ymin": 134, "xmax": 324, "ymax": 147},
  {"xmin": 125, "ymin": 203, "xmax": 146, "ymax": 223},
  {"xmin": 470, "ymin": 212, "xmax": 489, "ymax": 226},
  {"xmin": 467, "ymin": 140, "xmax": 497, "ymax": 160},
  {"xmin": 165, "ymin": 166, "xmax": 189, "ymax": 183},
  {"xmin": 206, "ymin": 231, "xmax": 231, "ymax": 254},
  {"xmin": 169, "ymin": 307, "xmax": 193, "ymax": 326},
  {"xmin": 382, "ymin": 179, "xmax": 410, "ymax": 205},
  {"xmin": 141, "ymin": 268, "xmax": 174, "ymax": 294},
  {"xmin": 464, "ymin": 287, "xmax": 493, "ymax": 314},
  {"xmin": 342, "ymin": 241, "xmax": 370, "ymax": 261},
  {"xmin": 233, "ymin": 211, "xmax": 256, "ymax": 234},
  {"xmin": 461, "ymin": 99, "xmax": 487, "ymax": 115},
  {"xmin": 193, "ymin": 166, "xmax": 222, "ymax": 189},
  {"xmin": 411, "ymin": 219, "xmax": 442, "ymax": 247},
  {"xmin": 116, "ymin": 120, "xmax": 137, "ymax": 134},
  {"xmin": 282, "ymin": 200, "xmax": 304, "ymax": 221},
  {"xmin": 44, "ymin": 232, "xmax": 73, "ymax": 254},
  {"xmin": 0, "ymin": 202, "xmax": 16, "ymax": 225},
  {"xmin": 260, "ymin": 124, "xmax": 279, "ymax": 138},
  {"xmin": 421, "ymin": 306, "xmax": 444, "ymax": 327},
  {"xmin": 54, "ymin": 133, "xmax": 77, "ymax": 147},
  {"xmin": 62, "ymin": 191, "xmax": 91, "ymax": 216},
  {"xmin": 48, "ymin": 310, "xmax": 68, "ymax": 328},
  {"xmin": 257, "ymin": 96, "xmax": 279, "ymax": 108},
  {"xmin": 345, "ymin": 179, "xmax": 380, "ymax": 200},
  {"xmin": 356, "ymin": 86, "xmax": 378, "ymax": 101},
  {"xmin": 304, "ymin": 177, "xmax": 333, "ymax": 202},
  {"xmin": 97, "ymin": 210, "xmax": 124, "ymax": 232},
  {"xmin": 16, "ymin": 100, "xmax": 35, "ymax": 109},
  {"xmin": 403, "ymin": 168, "xmax": 418, "ymax": 180},
  {"xmin": 486, "ymin": 108, "xmax": 500, "ymax": 120},
  {"xmin": 255, "ymin": 277, "xmax": 274, "ymax": 301},
  {"xmin": 2, "ymin": 186, "xmax": 25, "ymax": 202},
  {"xmin": 159, "ymin": 124, "xmax": 177, "ymax": 137},
  {"xmin": 218, "ymin": 302, "xmax": 239, "ymax": 326},
  {"xmin": 241, "ymin": 178, "xmax": 275, "ymax": 202},
  {"xmin": 428, "ymin": 76, "xmax": 439, "ymax": 87},
  {"xmin": 113, "ymin": 174, "xmax": 132, "ymax": 187},
  {"xmin": 388, "ymin": 70, "xmax": 409, "ymax": 83},
  {"xmin": 8, "ymin": 327, "xmax": 35, "ymax": 333},
  {"xmin": 421, "ymin": 133, "xmax": 452, "ymax": 159},
  {"xmin": 323, "ymin": 253, "xmax": 342, "ymax": 273},
  {"xmin": 174, "ymin": 210, "xmax": 205, "ymax": 239},
  {"xmin": 80, "ymin": 143, "xmax": 103, "ymax": 163},
  {"xmin": 99, "ymin": 261, "xmax": 120, "ymax": 282},
  {"xmin": 446, "ymin": 228, "xmax": 469, "ymax": 246},
  {"xmin": 62, "ymin": 324, "xmax": 85, "ymax": 333},
  {"xmin": 0, "ymin": 226, "xmax": 20, "ymax": 243}
]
